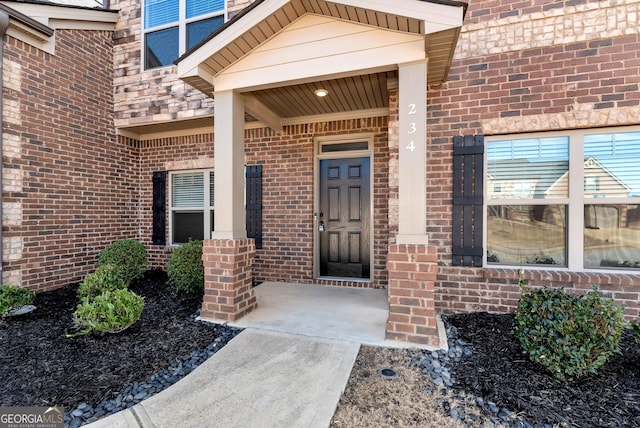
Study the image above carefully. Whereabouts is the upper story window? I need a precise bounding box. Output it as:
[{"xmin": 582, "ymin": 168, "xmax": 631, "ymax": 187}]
[
  {"xmin": 485, "ymin": 129, "xmax": 640, "ymax": 271},
  {"xmin": 143, "ymin": 0, "xmax": 225, "ymax": 70}
]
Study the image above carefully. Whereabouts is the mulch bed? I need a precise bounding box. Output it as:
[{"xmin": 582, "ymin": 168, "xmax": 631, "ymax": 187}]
[
  {"xmin": 447, "ymin": 312, "xmax": 640, "ymax": 428},
  {"xmin": 0, "ymin": 270, "xmax": 222, "ymax": 410}
]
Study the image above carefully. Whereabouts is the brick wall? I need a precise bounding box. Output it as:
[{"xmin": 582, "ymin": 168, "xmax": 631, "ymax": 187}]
[
  {"xmin": 428, "ymin": 0, "xmax": 640, "ymax": 318},
  {"xmin": 133, "ymin": 116, "xmax": 390, "ymax": 288},
  {"xmin": 4, "ymin": 30, "xmax": 139, "ymax": 291}
]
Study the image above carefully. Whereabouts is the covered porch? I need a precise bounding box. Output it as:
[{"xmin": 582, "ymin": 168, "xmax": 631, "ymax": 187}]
[
  {"xmin": 175, "ymin": 0, "xmax": 466, "ymax": 347},
  {"xmin": 229, "ymin": 281, "xmax": 448, "ymax": 350}
]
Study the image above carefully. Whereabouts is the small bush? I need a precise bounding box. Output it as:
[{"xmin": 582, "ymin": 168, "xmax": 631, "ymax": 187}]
[
  {"xmin": 0, "ymin": 285, "xmax": 35, "ymax": 316},
  {"xmin": 70, "ymin": 289, "xmax": 144, "ymax": 336},
  {"xmin": 98, "ymin": 239, "xmax": 149, "ymax": 285},
  {"xmin": 167, "ymin": 240, "xmax": 204, "ymax": 294},
  {"xmin": 77, "ymin": 265, "xmax": 128, "ymax": 301},
  {"xmin": 512, "ymin": 285, "xmax": 626, "ymax": 380}
]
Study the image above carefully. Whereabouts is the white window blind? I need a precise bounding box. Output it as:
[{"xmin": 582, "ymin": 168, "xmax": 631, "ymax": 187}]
[
  {"xmin": 186, "ymin": 0, "xmax": 224, "ymax": 19},
  {"xmin": 486, "ymin": 137, "xmax": 569, "ymax": 200},
  {"xmin": 172, "ymin": 172, "xmax": 204, "ymax": 207},
  {"xmin": 584, "ymin": 132, "xmax": 640, "ymax": 198},
  {"xmin": 144, "ymin": 0, "xmax": 179, "ymax": 29}
]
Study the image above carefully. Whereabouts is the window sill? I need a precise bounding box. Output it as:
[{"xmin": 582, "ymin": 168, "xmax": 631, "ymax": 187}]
[{"xmin": 483, "ymin": 265, "xmax": 640, "ymax": 286}]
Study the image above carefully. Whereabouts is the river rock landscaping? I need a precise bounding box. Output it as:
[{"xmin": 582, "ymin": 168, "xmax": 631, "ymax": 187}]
[{"xmin": 0, "ymin": 270, "xmax": 240, "ymax": 427}]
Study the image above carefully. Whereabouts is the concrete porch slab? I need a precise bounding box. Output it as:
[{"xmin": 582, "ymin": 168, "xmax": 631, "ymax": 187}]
[{"xmin": 225, "ymin": 282, "xmax": 447, "ymax": 350}]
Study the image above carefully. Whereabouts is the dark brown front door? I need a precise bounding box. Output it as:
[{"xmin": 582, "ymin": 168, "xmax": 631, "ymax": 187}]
[{"xmin": 319, "ymin": 157, "xmax": 371, "ymax": 278}]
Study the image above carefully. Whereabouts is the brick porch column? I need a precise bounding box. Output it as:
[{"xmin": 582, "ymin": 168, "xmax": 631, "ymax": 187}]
[
  {"xmin": 386, "ymin": 244, "xmax": 439, "ymax": 346},
  {"xmin": 200, "ymin": 239, "xmax": 257, "ymax": 322}
]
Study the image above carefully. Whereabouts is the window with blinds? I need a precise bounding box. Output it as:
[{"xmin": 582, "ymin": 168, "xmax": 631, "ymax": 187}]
[
  {"xmin": 583, "ymin": 132, "xmax": 640, "ymax": 269},
  {"xmin": 186, "ymin": 0, "xmax": 224, "ymax": 19},
  {"xmin": 486, "ymin": 137, "xmax": 569, "ymax": 267},
  {"xmin": 143, "ymin": 0, "xmax": 225, "ymax": 69},
  {"xmin": 144, "ymin": 0, "xmax": 178, "ymax": 28},
  {"xmin": 172, "ymin": 173, "xmax": 204, "ymax": 207},
  {"xmin": 485, "ymin": 129, "xmax": 640, "ymax": 271},
  {"xmin": 170, "ymin": 170, "xmax": 214, "ymax": 244}
]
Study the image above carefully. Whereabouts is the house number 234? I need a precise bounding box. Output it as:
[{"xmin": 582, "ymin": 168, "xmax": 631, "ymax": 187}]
[{"xmin": 406, "ymin": 103, "xmax": 417, "ymax": 152}]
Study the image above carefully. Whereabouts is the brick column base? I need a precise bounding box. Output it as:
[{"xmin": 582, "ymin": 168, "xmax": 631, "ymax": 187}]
[
  {"xmin": 200, "ymin": 239, "xmax": 257, "ymax": 323},
  {"xmin": 386, "ymin": 244, "xmax": 439, "ymax": 347}
]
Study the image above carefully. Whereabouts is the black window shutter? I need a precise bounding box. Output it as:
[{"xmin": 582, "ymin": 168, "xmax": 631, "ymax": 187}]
[
  {"xmin": 452, "ymin": 135, "xmax": 484, "ymax": 266},
  {"xmin": 246, "ymin": 165, "xmax": 263, "ymax": 249},
  {"xmin": 152, "ymin": 171, "xmax": 167, "ymax": 245}
]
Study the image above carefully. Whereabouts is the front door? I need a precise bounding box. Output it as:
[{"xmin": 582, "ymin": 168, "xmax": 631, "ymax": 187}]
[{"xmin": 319, "ymin": 157, "xmax": 371, "ymax": 279}]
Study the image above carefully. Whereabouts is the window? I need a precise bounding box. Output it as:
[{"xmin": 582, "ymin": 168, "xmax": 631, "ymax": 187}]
[
  {"xmin": 170, "ymin": 170, "xmax": 214, "ymax": 244},
  {"xmin": 486, "ymin": 129, "xmax": 640, "ymax": 271},
  {"xmin": 143, "ymin": 0, "xmax": 225, "ymax": 69}
]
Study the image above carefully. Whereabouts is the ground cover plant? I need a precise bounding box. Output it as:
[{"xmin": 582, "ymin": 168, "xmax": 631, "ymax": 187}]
[
  {"xmin": 76, "ymin": 265, "xmax": 128, "ymax": 301},
  {"xmin": 0, "ymin": 284, "xmax": 34, "ymax": 315},
  {"xmin": 71, "ymin": 289, "xmax": 145, "ymax": 336}
]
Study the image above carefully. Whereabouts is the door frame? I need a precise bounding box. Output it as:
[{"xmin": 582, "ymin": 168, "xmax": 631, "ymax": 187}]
[{"xmin": 313, "ymin": 133, "xmax": 375, "ymax": 281}]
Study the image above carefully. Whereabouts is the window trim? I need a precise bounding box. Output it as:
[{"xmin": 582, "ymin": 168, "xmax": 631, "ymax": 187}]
[
  {"xmin": 484, "ymin": 125, "xmax": 640, "ymax": 273},
  {"xmin": 141, "ymin": 0, "xmax": 227, "ymax": 71},
  {"xmin": 169, "ymin": 169, "xmax": 215, "ymax": 245}
]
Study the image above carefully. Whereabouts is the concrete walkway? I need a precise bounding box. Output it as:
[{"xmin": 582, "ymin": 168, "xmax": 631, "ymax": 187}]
[
  {"xmin": 85, "ymin": 282, "xmax": 447, "ymax": 428},
  {"xmin": 86, "ymin": 329, "xmax": 359, "ymax": 428}
]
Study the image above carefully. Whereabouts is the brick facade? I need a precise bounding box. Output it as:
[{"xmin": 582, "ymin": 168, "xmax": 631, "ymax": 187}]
[
  {"xmin": 3, "ymin": 30, "xmax": 139, "ymax": 291},
  {"xmin": 386, "ymin": 245, "xmax": 439, "ymax": 346},
  {"xmin": 428, "ymin": 0, "xmax": 640, "ymax": 319},
  {"xmin": 4, "ymin": 0, "xmax": 639, "ymax": 331}
]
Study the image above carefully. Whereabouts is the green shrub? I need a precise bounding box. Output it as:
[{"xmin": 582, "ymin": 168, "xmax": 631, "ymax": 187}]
[
  {"xmin": 98, "ymin": 239, "xmax": 149, "ymax": 285},
  {"xmin": 167, "ymin": 240, "xmax": 204, "ymax": 294},
  {"xmin": 0, "ymin": 285, "xmax": 35, "ymax": 316},
  {"xmin": 77, "ymin": 265, "xmax": 128, "ymax": 301},
  {"xmin": 512, "ymin": 285, "xmax": 626, "ymax": 380},
  {"xmin": 70, "ymin": 289, "xmax": 144, "ymax": 336}
]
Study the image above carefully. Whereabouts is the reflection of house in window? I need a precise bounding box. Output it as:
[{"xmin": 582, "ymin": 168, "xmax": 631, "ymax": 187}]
[
  {"xmin": 486, "ymin": 159, "xmax": 568, "ymax": 200},
  {"xmin": 548, "ymin": 157, "xmax": 631, "ymax": 198}
]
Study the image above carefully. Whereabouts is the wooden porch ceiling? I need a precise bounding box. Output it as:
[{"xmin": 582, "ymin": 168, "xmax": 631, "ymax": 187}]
[{"xmin": 248, "ymin": 71, "xmax": 395, "ymax": 119}]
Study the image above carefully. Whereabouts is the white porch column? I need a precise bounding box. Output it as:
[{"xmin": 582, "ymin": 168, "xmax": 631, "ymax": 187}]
[
  {"xmin": 212, "ymin": 90, "xmax": 246, "ymax": 240},
  {"xmin": 397, "ymin": 60, "xmax": 428, "ymax": 245}
]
